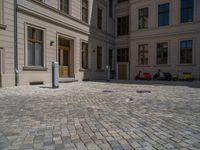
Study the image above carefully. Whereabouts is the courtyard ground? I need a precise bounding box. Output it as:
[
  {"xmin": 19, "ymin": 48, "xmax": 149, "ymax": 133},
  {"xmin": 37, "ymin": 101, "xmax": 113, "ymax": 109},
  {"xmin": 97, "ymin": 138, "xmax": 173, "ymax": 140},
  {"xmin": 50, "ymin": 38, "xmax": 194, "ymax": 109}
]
[{"xmin": 0, "ymin": 81, "xmax": 200, "ymax": 150}]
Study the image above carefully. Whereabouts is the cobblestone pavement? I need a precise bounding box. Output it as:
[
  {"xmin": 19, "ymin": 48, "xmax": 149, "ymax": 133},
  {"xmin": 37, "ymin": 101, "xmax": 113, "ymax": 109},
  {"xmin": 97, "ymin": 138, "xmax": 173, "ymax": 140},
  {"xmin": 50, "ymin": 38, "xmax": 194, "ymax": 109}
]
[{"xmin": 0, "ymin": 81, "xmax": 200, "ymax": 150}]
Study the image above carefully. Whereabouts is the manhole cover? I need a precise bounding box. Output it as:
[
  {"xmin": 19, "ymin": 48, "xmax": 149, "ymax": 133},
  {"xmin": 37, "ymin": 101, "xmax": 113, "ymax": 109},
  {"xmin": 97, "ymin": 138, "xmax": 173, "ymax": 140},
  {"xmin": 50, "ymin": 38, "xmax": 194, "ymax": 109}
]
[
  {"xmin": 136, "ymin": 90, "xmax": 151, "ymax": 93},
  {"xmin": 102, "ymin": 90, "xmax": 113, "ymax": 93}
]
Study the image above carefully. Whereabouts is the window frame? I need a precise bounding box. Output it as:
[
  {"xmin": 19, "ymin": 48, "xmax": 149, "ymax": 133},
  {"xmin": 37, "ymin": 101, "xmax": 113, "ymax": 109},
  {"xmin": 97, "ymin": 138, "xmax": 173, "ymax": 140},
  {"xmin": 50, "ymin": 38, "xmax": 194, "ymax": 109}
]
[
  {"xmin": 179, "ymin": 40, "xmax": 193, "ymax": 65},
  {"xmin": 80, "ymin": 41, "xmax": 89, "ymax": 70},
  {"xmin": 158, "ymin": 3, "xmax": 170, "ymax": 27},
  {"xmin": 97, "ymin": 46, "xmax": 103, "ymax": 70},
  {"xmin": 97, "ymin": 7, "xmax": 103, "ymax": 30},
  {"xmin": 117, "ymin": 48, "xmax": 129, "ymax": 63},
  {"xmin": 25, "ymin": 24, "xmax": 46, "ymax": 69},
  {"xmin": 81, "ymin": 0, "xmax": 89, "ymax": 23},
  {"xmin": 138, "ymin": 44, "xmax": 149, "ymax": 65},
  {"xmin": 117, "ymin": 16, "xmax": 129, "ymax": 36},
  {"xmin": 156, "ymin": 42, "xmax": 169, "ymax": 65},
  {"xmin": 59, "ymin": 0, "xmax": 70, "ymax": 15},
  {"xmin": 138, "ymin": 7, "xmax": 149, "ymax": 29},
  {"xmin": 180, "ymin": 0, "xmax": 194, "ymax": 23}
]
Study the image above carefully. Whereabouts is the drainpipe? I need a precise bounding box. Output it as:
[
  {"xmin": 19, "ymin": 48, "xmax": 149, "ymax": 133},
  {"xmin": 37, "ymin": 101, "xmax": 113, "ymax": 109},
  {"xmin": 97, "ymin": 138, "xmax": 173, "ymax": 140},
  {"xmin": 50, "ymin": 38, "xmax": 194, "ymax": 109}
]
[{"xmin": 14, "ymin": 0, "xmax": 19, "ymax": 86}]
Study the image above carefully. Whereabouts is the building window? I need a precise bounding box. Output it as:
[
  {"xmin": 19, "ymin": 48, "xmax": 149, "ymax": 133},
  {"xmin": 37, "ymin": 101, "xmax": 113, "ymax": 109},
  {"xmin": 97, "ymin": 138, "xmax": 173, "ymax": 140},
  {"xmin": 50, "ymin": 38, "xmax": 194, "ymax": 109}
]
[
  {"xmin": 109, "ymin": 0, "xmax": 113, "ymax": 18},
  {"xmin": 181, "ymin": 0, "xmax": 193, "ymax": 23},
  {"xmin": 97, "ymin": 46, "xmax": 102, "ymax": 69},
  {"xmin": 97, "ymin": 8, "xmax": 102, "ymax": 30},
  {"xmin": 60, "ymin": 0, "xmax": 69, "ymax": 14},
  {"xmin": 117, "ymin": 16, "xmax": 129, "ymax": 36},
  {"xmin": 139, "ymin": 8, "xmax": 148, "ymax": 29},
  {"xmin": 0, "ymin": 0, "xmax": 3, "ymax": 24},
  {"xmin": 138, "ymin": 44, "xmax": 148, "ymax": 65},
  {"xmin": 157, "ymin": 42, "xmax": 168, "ymax": 64},
  {"xmin": 27, "ymin": 26, "xmax": 44, "ymax": 66},
  {"xmin": 109, "ymin": 49, "xmax": 113, "ymax": 70},
  {"xmin": 81, "ymin": 42, "xmax": 88, "ymax": 69},
  {"xmin": 117, "ymin": 48, "xmax": 129, "ymax": 62},
  {"xmin": 158, "ymin": 3, "xmax": 169, "ymax": 26},
  {"xmin": 82, "ymin": 0, "xmax": 88, "ymax": 23},
  {"xmin": 118, "ymin": 0, "xmax": 128, "ymax": 3},
  {"xmin": 180, "ymin": 40, "xmax": 193, "ymax": 64}
]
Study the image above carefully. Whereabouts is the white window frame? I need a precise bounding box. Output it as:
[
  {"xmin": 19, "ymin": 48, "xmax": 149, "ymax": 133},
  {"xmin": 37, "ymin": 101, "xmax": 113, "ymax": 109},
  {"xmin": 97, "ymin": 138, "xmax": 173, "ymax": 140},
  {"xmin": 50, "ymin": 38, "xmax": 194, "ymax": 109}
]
[{"xmin": 24, "ymin": 23, "xmax": 46, "ymax": 68}]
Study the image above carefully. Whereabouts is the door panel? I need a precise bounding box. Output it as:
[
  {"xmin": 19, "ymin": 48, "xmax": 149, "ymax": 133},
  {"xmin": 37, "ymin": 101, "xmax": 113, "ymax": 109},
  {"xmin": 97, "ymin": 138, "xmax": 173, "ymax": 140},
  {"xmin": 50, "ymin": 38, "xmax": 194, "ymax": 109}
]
[
  {"xmin": 118, "ymin": 64, "xmax": 127, "ymax": 80},
  {"xmin": 59, "ymin": 48, "xmax": 70, "ymax": 77}
]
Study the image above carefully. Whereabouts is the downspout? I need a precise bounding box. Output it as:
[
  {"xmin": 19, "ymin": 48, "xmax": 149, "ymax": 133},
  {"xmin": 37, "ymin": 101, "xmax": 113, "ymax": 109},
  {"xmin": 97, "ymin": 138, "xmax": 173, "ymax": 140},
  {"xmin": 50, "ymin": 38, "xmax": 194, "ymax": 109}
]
[{"xmin": 14, "ymin": 0, "xmax": 19, "ymax": 86}]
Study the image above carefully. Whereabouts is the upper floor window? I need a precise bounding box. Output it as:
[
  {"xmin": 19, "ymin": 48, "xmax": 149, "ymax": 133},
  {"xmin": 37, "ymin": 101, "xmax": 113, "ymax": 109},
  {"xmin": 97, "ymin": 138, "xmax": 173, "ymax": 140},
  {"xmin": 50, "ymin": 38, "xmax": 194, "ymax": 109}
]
[
  {"xmin": 157, "ymin": 42, "xmax": 168, "ymax": 64},
  {"xmin": 138, "ymin": 44, "xmax": 148, "ymax": 65},
  {"xmin": 97, "ymin": 46, "xmax": 103, "ymax": 69},
  {"xmin": 158, "ymin": 3, "xmax": 169, "ymax": 26},
  {"xmin": 0, "ymin": 0, "xmax": 3, "ymax": 24},
  {"xmin": 117, "ymin": 48, "xmax": 129, "ymax": 62},
  {"xmin": 180, "ymin": 40, "xmax": 193, "ymax": 64},
  {"xmin": 60, "ymin": 0, "xmax": 69, "ymax": 14},
  {"xmin": 82, "ymin": 0, "xmax": 88, "ymax": 23},
  {"xmin": 118, "ymin": 0, "xmax": 128, "ymax": 3},
  {"xmin": 27, "ymin": 26, "xmax": 44, "ymax": 66},
  {"xmin": 81, "ymin": 42, "xmax": 88, "ymax": 69},
  {"xmin": 97, "ymin": 8, "xmax": 103, "ymax": 30},
  {"xmin": 181, "ymin": 0, "xmax": 193, "ymax": 23},
  {"xmin": 109, "ymin": 0, "xmax": 113, "ymax": 18},
  {"xmin": 117, "ymin": 16, "xmax": 129, "ymax": 36},
  {"xmin": 139, "ymin": 8, "xmax": 148, "ymax": 29}
]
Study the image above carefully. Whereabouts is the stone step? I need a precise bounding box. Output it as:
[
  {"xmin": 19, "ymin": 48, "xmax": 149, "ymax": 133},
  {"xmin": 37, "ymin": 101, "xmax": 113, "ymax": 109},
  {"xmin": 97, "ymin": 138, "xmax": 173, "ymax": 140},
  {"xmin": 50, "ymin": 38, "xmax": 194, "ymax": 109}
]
[{"xmin": 59, "ymin": 77, "xmax": 78, "ymax": 83}]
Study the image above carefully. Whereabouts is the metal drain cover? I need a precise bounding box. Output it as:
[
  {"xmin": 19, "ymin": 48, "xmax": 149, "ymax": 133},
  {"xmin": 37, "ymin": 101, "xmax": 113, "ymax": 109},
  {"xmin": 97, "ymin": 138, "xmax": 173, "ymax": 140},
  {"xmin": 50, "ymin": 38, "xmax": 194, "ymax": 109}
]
[
  {"xmin": 102, "ymin": 90, "xmax": 113, "ymax": 93},
  {"xmin": 136, "ymin": 90, "xmax": 151, "ymax": 93}
]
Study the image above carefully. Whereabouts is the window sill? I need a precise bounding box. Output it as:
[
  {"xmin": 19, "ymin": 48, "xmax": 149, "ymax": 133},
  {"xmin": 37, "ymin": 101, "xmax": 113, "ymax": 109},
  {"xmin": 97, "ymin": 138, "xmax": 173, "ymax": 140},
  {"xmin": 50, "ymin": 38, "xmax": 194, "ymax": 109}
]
[
  {"xmin": 176, "ymin": 64, "xmax": 196, "ymax": 67},
  {"xmin": 154, "ymin": 64, "xmax": 171, "ymax": 67},
  {"xmin": 0, "ymin": 24, "xmax": 7, "ymax": 30},
  {"xmin": 23, "ymin": 66, "xmax": 48, "ymax": 71},
  {"xmin": 136, "ymin": 65, "xmax": 151, "ymax": 67}
]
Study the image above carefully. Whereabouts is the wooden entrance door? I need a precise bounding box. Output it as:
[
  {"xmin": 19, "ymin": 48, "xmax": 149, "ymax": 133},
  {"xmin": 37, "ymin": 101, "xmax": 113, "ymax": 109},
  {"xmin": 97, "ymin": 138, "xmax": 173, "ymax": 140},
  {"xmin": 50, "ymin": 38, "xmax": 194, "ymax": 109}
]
[
  {"xmin": 59, "ymin": 47, "xmax": 70, "ymax": 77},
  {"xmin": 118, "ymin": 63, "xmax": 128, "ymax": 80}
]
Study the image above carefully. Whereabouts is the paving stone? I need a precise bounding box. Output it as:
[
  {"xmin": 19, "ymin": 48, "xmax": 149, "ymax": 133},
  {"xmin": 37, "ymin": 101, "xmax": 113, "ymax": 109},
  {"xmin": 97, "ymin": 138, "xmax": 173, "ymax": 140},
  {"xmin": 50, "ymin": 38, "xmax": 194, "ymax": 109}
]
[{"xmin": 0, "ymin": 81, "xmax": 199, "ymax": 150}]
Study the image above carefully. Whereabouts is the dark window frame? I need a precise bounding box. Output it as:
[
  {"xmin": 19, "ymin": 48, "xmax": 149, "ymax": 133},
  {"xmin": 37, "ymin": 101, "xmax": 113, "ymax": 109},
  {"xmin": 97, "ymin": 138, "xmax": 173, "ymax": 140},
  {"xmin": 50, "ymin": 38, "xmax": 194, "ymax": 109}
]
[
  {"xmin": 138, "ymin": 44, "xmax": 148, "ymax": 65},
  {"xmin": 157, "ymin": 42, "xmax": 168, "ymax": 64},
  {"xmin": 117, "ymin": 16, "xmax": 129, "ymax": 36},
  {"xmin": 97, "ymin": 8, "xmax": 103, "ymax": 30},
  {"xmin": 81, "ymin": 42, "xmax": 88, "ymax": 69},
  {"xmin": 138, "ymin": 7, "xmax": 149, "ymax": 29},
  {"xmin": 60, "ymin": 0, "xmax": 69, "ymax": 14},
  {"xmin": 181, "ymin": 0, "xmax": 194, "ymax": 23},
  {"xmin": 180, "ymin": 40, "xmax": 193, "ymax": 64},
  {"xmin": 158, "ymin": 3, "xmax": 170, "ymax": 26},
  {"xmin": 117, "ymin": 48, "xmax": 129, "ymax": 63},
  {"xmin": 97, "ymin": 46, "xmax": 103, "ymax": 69},
  {"xmin": 82, "ymin": 0, "xmax": 89, "ymax": 23}
]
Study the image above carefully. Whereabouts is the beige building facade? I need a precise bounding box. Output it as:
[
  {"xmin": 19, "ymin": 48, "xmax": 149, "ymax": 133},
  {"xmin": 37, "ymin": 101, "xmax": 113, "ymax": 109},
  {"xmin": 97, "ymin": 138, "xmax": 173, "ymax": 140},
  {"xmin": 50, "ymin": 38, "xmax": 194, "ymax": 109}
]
[{"xmin": 0, "ymin": 0, "xmax": 200, "ymax": 87}]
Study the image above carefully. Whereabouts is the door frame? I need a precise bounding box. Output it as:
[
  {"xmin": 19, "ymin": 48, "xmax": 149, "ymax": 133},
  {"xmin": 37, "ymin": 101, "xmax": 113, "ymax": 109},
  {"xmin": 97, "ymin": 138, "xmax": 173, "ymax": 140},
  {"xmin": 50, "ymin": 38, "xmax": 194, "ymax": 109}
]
[
  {"xmin": 57, "ymin": 33, "xmax": 75, "ymax": 78},
  {"xmin": 59, "ymin": 46, "xmax": 70, "ymax": 78},
  {"xmin": 116, "ymin": 62, "xmax": 129, "ymax": 80}
]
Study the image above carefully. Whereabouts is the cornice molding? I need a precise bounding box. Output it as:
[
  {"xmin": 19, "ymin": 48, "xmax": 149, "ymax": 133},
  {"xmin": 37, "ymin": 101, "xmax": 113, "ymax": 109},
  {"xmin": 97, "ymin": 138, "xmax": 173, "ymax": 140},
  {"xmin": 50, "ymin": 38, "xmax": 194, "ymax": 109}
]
[{"xmin": 17, "ymin": 4, "xmax": 90, "ymax": 36}]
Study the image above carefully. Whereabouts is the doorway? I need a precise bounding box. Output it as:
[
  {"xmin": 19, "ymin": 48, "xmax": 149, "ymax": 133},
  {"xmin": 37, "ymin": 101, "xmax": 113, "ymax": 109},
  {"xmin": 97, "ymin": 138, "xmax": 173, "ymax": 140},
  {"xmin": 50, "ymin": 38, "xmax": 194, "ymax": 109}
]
[
  {"xmin": 58, "ymin": 37, "xmax": 73, "ymax": 78},
  {"xmin": 59, "ymin": 46, "xmax": 70, "ymax": 77}
]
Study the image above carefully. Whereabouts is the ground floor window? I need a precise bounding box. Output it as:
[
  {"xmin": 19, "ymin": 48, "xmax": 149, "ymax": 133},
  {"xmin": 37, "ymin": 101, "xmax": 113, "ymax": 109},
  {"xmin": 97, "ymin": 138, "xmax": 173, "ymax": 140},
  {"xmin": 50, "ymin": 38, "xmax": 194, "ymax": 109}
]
[
  {"xmin": 27, "ymin": 26, "xmax": 44, "ymax": 66},
  {"xmin": 117, "ymin": 48, "xmax": 129, "ymax": 62},
  {"xmin": 97, "ymin": 46, "xmax": 102, "ymax": 69},
  {"xmin": 109, "ymin": 49, "xmax": 113, "ymax": 70},
  {"xmin": 157, "ymin": 42, "xmax": 168, "ymax": 64},
  {"xmin": 138, "ymin": 44, "xmax": 148, "ymax": 65},
  {"xmin": 81, "ymin": 42, "xmax": 88, "ymax": 69},
  {"xmin": 180, "ymin": 40, "xmax": 193, "ymax": 64}
]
